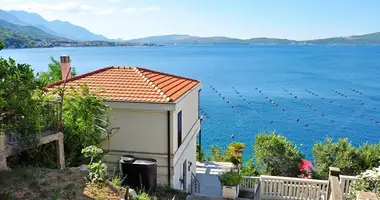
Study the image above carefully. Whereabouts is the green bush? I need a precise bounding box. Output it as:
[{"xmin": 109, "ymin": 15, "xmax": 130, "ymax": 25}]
[
  {"xmin": 59, "ymin": 85, "xmax": 110, "ymax": 166},
  {"xmin": 313, "ymin": 138, "xmax": 360, "ymax": 179},
  {"xmin": 82, "ymin": 145, "xmax": 108, "ymax": 183},
  {"xmin": 196, "ymin": 142, "xmax": 205, "ymax": 162},
  {"xmin": 313, "ymin": 138, "xmax": 380, "ymax": 179},
  {"xmin": 254, "ymin": 132, "xmax": 304, "ymax": 177},
  {"xmin": 240, "ymin": 158, "xmax": 260, "ymax": 176},
  {"xmin": 219, "ymin": 171, "xmax": 242, "ymax": 186},
  {"xmin": 207, "ymin": 145, "xmax": 229, "ymax": 162},
  {"xmin": 349, "ymin": 166, "xmax": 380, "ymax": 198}
]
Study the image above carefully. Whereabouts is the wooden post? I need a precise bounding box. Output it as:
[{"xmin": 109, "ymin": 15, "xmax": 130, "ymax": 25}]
[
  {"xmin": 0, "ymin": 134, "xmax": 9, "ymax": 171},
  {"xmin": 327, "ymin": 167, "xmax": 343, "ymax": 200},
  {"xmin": 56, "ymin": 133, "xmax": 65, "ymax": 169}
]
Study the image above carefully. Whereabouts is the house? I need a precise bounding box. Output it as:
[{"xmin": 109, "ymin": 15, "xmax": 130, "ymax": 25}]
[{"xmin": 48, "ymin": 56, "xmax": 202, "ymax": 191}]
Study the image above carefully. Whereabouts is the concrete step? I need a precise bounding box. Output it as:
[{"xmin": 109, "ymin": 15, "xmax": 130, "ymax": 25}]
[{"xmin": 186, "ymin": 194, "xmax": 252, "ymax": 200}]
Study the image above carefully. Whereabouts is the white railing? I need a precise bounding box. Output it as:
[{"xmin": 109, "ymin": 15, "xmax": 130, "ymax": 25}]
[
  {"xmin": 240, "ymin": 174, "xmax": 357, "ymax": 200},
  {"xmin": 240, "ymin": 176, "xmax": 260, "ymax": 192},
  {"xmin": 260, "ymin": 175, "xmax": 329, "ymax": 200},
  {"xmin": 340, "ymin": 175, "xmax": 357, "ymax": 199}
]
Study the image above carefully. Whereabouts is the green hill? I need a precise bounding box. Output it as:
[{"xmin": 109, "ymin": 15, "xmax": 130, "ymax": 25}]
[
  {"xmin": 0, "ymin": 19, "xmax": 66, "ymax": 48},
  {"xmin": 302, "ymin": 32, "xmax": 380, "ymax": 45}
]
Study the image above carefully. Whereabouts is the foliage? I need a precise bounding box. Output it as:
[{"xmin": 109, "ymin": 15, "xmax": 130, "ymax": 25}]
[
  {"xmin": 350, "ymin": 166, "xmax": 380, "ymax": 198},
  {"xmin": 313, "ymin": 139, "xmax": 380, "ymax": 179},
  {"xmin": 0, "ymin": 54, "xmax": 47, "ymax": 146},
  {"xmin": 196, "ymin": 142, "xmax": 205, "ymax": 162},
  {"xmin": 218, "ymin": 171, "xmax": 242, "ymax": 186},
  {"xmin": 82, "ymin": 146, "xmax": 108, "ymax": 183},
  {"xmin": 207, "ymin": 145, "xmax": 229, "ymax": 162},
  {"xmin": 38, "ymin": 56, "xmax": 77, "ymax": 85},
  {"xmin": 133, "ymin": 192, "xmax": 152, "ymax": 200},
  {"xmin": 240, "ymin": 158, "xmax": 260, "ymax": 176},
  {"xmin": 59, "ymin": 85, "xmax": 109, "ymax": 166},
  {"xmin": 312, "ymin": 138, "xmax": 360, "ymax": 179},
  {"xmin": 227, "ymin": 142, "xmax": 246, "ymax": 166},
  {"xmin": 254, "ymin": 132, "xmax": 304, "ymax": 177},
  {"xmin": 0, "ymin": 40, "xmax": 4, "ymax": 50}
]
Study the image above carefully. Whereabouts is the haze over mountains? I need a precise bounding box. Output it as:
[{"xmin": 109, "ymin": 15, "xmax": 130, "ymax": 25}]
[{"xmin": 1, "ymin": 9, "xmax": 380, "ymax": 49}]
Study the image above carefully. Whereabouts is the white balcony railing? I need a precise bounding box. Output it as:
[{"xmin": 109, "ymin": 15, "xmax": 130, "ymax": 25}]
[
  {"xmin": 241, "ymin": 174, "xmax": 357, "ymax": 200},
  {"xmin": 260, "ymin": 175, "xmax": 329, "ymax": 200},
  {"xmin": 340, "ymin": 175, "xmax": 357, "ymax": 199},
  {"xmin": 240, "ymin": 176, "xmax": 260, "ymax": 192}
]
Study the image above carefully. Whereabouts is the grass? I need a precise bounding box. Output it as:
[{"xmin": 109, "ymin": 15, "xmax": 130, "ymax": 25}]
[
  {"xmin": 0, "ymin": 168, "xmax": 188, "ymax": 200},
  {"xmin": 0, "ymin": 167, "xmax": 123, "ymax": 200}
]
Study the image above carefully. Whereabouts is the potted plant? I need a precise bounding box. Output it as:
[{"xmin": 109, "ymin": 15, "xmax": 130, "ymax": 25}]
[{"xmin": 219, "ymin": 171, "xmax": 242, "ymax": 199}]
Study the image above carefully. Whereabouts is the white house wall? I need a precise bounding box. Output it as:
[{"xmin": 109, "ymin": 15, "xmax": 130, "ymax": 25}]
[
  {"xmin": 102, "ymin": 108, "xmax": 171, "ymax": 185},
  {"xmin": 172, "ymin": 86, "xmax": 201, "ymax": 190}
]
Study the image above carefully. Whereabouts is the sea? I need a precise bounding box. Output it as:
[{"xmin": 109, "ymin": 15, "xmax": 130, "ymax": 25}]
[{"xmin": 1, "ymin": 45, "xmax": 380, "ymax": 160}]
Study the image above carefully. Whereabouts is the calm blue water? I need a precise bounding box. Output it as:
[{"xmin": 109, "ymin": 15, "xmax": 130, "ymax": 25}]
[{"xmin": 1, "ymin": 45, "xmax": 380, "ymax": 160}]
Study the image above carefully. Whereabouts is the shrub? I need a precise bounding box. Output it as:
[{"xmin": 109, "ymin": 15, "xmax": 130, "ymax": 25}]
[
  {"xmin": 59, "ymin": 85, "xmax": 109, "ymax": 166},
  {"xmin": 312, "ymin": 138, "xmax": 360, "ymax": 179},
  {"xmin": 350, "ymin": 166, "xmax": 380, "ymax": 198},
  {"xmin": 82, "ymin": 145, "xmax": 108, "ymax": 183},
  {"xmin": 240, "ymin": 158, "xmax": 260, "ymax": 176},
  {"xmin": 207, "ymin": 145, "xmax": 229, "ymax": 162},
  {"xmin": 196, "ymin": 142, "xmax": 205, "ymax": 162},
  {"xmin": 254, "ymin": 132, "xmax": 304, "ymax": 177},
  {"xmin": 219, "ymin": 171, "xmax": 242, "ymax": 186}
]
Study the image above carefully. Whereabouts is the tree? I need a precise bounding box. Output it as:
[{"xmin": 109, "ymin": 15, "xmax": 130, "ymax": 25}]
[
  {"xmin": 240, "ymin": 158, "xmax": 260, "ymax": 176},
  {"xmin": 312, "ymin": 138, "xmax": 359, "ymax": 179},
  {"xmin": 38, "ymin": 56, "xmax": 76, "ymax": 85},
  {"xmin": 0, "ymin": 40, "xmax": 4, "ymax": 50},
  {"xmin": 0, "ymin": 53, "xmax": 44, "ymax": 139},
  {"xmin": 313, "ymin": 139, "xmax": 380, "ymax": 179},
  {"xmin": 254, "ymin": 132, "xmax": 304, "ymax": 177},
  {"xmin": 58, "ymin": 85, "xmax": 109, "ymax": 166}
]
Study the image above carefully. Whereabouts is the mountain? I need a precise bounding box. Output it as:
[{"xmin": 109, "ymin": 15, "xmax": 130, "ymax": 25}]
[
  {"xmin": 0, "ymin": 10, "xmax": 25, "ymax": 25},
  {"xmin": 128, "ymin": 34, "xmax": 296, "ymax": 45},
  {"xmin": 128, "ymin": 33, "xmax": 380, "ymax": 45},
  {"xmin": 302, "ymin": 32, "xmax": 380, "ymax": 45},
  {"xmin": 1, "ymin": 10, "xmax": 109, "ymax": 41},
  {"xmin": 0, "ymin": 19, "xmax": 161, "ymax": 49},
  {"xmin": 0, "ymin": 19, "xmax": 65, "ymax": 48}
]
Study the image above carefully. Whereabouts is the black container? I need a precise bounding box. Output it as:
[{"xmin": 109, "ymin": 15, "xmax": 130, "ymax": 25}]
[{"xmin": 120, "ymin": 156, "xmax": 157, "ymax": 190}]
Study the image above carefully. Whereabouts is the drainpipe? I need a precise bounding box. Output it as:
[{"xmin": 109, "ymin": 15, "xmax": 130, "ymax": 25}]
[{"xmin": 167, "ymin": 111, "xmax": 171, "ymax": 186}]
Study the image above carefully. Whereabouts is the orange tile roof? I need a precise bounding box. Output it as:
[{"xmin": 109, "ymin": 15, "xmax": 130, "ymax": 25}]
[{"xmin": 47, "ymin": 66, "xmax": 200, "ymax": 103}]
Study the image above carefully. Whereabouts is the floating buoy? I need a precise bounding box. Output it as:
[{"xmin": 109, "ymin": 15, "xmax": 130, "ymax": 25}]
[
  {"xmin": 304, "ymin": 124, "xmax": 309, "ymax": 127},
  {"xmin": 296, "ymin": 119, "xmax": 300, "ymax": 122},
  {"xmin": 231, "ymin": 135, "xmax": 235, "ymax": 139}
]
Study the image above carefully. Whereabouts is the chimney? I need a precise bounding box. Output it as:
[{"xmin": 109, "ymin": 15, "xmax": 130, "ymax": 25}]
[{"xmin": 60, "ymin": 55, "xmax": 71, "ymax": 80}]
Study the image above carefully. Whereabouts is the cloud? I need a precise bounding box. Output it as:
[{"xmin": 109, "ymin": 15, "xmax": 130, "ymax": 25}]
[
  {"xmin": 108, "ymin": 0, "xmax": 121, "ymax": 2},
  {"xmin": 123, "ymin": 7, "xmax": 160, "ymax": 13},
  {"xmin": 140, "ymin": 7, "xmax": 160, "ymax": 12},
  {"xmin": 7, "ymin": 2, "xmax": 94, "ymax": 13},
  {"xmin": 95, "ymin": 9, "xmax": 114, "ymax": 16}
]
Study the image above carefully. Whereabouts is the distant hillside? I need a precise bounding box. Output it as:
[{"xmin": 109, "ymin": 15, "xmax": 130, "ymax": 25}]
[
  {"xmin": 128, "ymin": 33, "xmax": 380, "ymax": 45},
  {"xmin": 0, "ymin": 19, "xmax": 65, "ymax": 48},
  {"xmin": 1, "ymin": 10, "xmax": 109, "ymax": 41},
  {"xmin": 128, "ymin": 34, "xmax": 297, "ymax": 45},
  {"xmin": 302, "ymin": 32, "xmax": 380, "ymax": 45},
  {"xmin": 0, "ymin": 19, "xmax": 161, "ymax": 49}
]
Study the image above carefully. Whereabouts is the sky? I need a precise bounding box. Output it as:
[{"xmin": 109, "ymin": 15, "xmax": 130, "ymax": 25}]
[{"xmin": 1, "ymin": 0, "xmax": 379, "ymax": 40}]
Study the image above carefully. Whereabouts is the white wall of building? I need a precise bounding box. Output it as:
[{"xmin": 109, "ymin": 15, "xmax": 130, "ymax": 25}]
[
  {"xmin": 172, "ymin": 85, "xmax": 201, "ymax": 190},
  {"xmin": 102, "ymin": 108, "xmax": 171, "ymax": 185},
  {"xmin": 102, "ymin": 83, "xmax": 201, "ymax": 190}
]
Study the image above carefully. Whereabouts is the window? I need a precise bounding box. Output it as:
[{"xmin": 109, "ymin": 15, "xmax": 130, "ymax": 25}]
[{"xmin": 178, "ymin": 111, "xmax": 182, "ymax": 148}]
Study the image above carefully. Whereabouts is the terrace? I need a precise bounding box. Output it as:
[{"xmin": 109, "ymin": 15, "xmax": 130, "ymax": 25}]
[
  {"xmin": 0, "ymin": 100, "xmax": 65, "ymax": 170},
  {"xmin": 192, "ymin": 162, "xmax": 360, "ymax": 200}
]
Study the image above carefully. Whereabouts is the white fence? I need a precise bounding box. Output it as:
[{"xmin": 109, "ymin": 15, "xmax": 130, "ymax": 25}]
[
  {"xmin": 260, "ymin": 175, "xmax": 329, "ymax": 199},
  {"xmin": 340, "ymin": 175, "xmax": 357, "ymax": 198},
  {"xmin": 240, "ymin": 175, "xmax": 357, "ymax": 200},
  {"xmin": 240, "ymin": 176, "xmax": 260, "ymax": 192}
]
